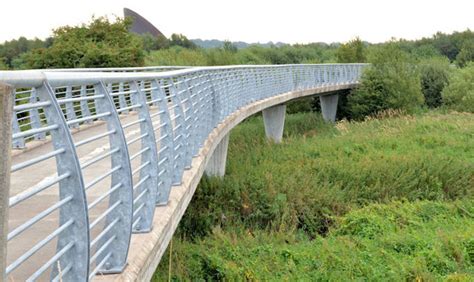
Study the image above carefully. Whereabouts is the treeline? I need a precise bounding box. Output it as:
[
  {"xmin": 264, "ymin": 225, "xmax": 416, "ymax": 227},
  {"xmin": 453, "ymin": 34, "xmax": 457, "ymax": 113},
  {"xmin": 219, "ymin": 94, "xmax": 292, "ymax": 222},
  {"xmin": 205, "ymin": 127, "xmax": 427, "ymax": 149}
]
[
  {"xmin": 0, "ymin": 17, "xmax": 473, "ymax": 114},
  {"xmin": 1, "ymin": 16, "xmax": 472, "ymax": 69}
]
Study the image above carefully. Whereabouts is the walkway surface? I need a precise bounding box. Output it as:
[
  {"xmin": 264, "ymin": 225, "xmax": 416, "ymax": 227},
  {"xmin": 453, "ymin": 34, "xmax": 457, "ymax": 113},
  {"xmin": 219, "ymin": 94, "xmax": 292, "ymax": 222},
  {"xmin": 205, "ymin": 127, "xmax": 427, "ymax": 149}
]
[{"xmin": 7, "ymin": 84, "xmax": 354, "ymax": 281}]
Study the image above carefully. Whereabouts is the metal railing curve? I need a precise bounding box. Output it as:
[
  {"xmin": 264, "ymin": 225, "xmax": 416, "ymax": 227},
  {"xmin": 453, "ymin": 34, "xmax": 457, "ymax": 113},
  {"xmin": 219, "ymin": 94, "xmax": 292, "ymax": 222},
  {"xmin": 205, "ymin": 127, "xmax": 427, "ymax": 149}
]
[{"xmin": 0, "ymin": 63, "xmax": 367, "ymax": 281}]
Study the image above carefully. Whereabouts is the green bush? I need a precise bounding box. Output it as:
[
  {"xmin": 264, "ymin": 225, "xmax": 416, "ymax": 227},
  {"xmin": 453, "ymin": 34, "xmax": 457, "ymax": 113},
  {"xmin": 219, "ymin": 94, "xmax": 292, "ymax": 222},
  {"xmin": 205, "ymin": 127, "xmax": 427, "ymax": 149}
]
[
  {"xmin": 441, "ymin": 63, "xmax": 474, "ymax": 112},
  {"xmin": 456, "ymin": 40, "xmax": 474, "ymax": 68},
  {"xmin": 419, "ymin": 57, "xmax": 451, "ymax": 108},
  {"xmin": 20, "ymin": 17, "xmax": 144, "ymax": 68},
  {"xmin": 348, "ymin": 43, "xmax": 424, "ymax": 119}
]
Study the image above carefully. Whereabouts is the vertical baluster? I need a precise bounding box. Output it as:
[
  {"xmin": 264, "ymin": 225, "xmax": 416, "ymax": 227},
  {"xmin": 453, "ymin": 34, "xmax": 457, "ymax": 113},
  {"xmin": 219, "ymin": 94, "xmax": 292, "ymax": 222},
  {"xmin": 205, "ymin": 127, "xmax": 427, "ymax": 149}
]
[
  {"xmin": 79, "ymin": 85, "xmax": 92, "ymax": 124},
  {"xmin": 118, "ymin": 83, "xmax": 128, "ymax": 114},
  {"xmin": 29, "ymin": 88, "xmax": 45, "ymax": 140},
  {"xmin": 11, "ymin": 109, "xmax": 25, "ymax": 149},
  {"xmin": 65, "ymin": 86, "xmax": 79, "ymax": 128}
]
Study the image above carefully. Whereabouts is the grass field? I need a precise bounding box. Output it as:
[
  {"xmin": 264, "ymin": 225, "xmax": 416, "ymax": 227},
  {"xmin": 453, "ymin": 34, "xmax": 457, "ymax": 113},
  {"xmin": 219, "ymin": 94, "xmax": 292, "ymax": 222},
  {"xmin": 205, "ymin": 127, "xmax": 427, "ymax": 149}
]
[{"xmin": 154, "ymin": 109, "xmax": 474, "ymax": 281}]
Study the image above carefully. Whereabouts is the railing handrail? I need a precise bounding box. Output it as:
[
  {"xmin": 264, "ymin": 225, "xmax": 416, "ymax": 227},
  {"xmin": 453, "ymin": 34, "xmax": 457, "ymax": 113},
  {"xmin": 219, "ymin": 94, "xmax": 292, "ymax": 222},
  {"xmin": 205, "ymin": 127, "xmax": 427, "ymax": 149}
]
[{"xmin": 0, "ymin": 63, "xmax": 368, "ymax": 88}]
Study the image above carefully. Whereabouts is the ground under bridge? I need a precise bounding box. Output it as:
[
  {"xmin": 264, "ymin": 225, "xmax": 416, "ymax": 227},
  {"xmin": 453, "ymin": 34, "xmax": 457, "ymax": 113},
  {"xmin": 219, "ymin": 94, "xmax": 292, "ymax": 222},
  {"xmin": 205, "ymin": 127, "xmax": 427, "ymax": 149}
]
[{"xmin": 0, "ymin": 64, "xmax": 366, "ymax": 281}]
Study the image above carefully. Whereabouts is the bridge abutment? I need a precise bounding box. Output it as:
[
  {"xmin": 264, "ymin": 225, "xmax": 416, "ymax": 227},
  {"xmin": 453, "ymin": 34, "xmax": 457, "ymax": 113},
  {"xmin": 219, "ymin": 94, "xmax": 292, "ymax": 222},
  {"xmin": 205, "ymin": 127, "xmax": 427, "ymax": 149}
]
[
  {"xmin": 320, "ymin": 93, "xmax": 339, "ymax": 122},
  {"xmin": 205, "ymin": 133, "xmax": 230, "ymax": 177},
  {"xmin": 262, "ymin": 104, "xmax": 286, "ymax": 143}
]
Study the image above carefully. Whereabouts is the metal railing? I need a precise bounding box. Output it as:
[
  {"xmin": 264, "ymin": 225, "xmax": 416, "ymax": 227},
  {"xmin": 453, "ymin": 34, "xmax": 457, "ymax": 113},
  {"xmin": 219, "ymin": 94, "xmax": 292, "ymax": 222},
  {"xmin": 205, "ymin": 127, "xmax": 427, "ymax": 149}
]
[{"xmin": 0, "ymin": 64, "xmax": 366, "ymax": 281}]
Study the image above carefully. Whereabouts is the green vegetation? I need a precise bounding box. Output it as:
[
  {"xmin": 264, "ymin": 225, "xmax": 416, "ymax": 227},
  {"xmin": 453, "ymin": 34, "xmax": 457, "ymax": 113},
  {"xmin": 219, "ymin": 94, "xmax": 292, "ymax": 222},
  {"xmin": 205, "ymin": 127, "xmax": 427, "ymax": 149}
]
[
  {"xmin": 336, "ymin": 37, "xmax": 367, "ymax": 63},
  {"xmin": 348, "ymin": 43, "xmax": 424, "ymax": 119},
  {"xmin": 1, "ymin": 14, "xmax": 472, "ymax": 280},
  {"xmin": 156, "ymin": 200, "xmax": 473, "ymax": 281},
  {"xmin": 419, "ymin": 57, "xmax": 451, "ymax": 108},
  {"xmin": 18, "ymin": 17, "xmax": 145, "ymax": 69},
  {"xmin": 145, "ymin": 43, "xmax": 337, "ymax": 66},
  {"xmin": 154, "ymin": 110, "xmax": 473, "ymax": 280},
  {"xmin": 442, "ymin": 63, "xmax": 474, "ymax": 112},
  {"xmin": 456, "ymin": 40, "xmax": 474, "ymax": 68}
]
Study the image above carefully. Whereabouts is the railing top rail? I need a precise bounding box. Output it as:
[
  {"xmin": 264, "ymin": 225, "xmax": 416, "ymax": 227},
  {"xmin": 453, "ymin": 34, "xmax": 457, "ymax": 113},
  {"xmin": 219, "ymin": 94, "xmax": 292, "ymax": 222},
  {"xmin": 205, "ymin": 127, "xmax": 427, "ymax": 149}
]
[
  {"xmin": 45, "ymin": 66, "xmax": 189, "ymax": 72},
  {"xmin": 0, "ymin": 64, "xmax": 369, "ymax": 88}
]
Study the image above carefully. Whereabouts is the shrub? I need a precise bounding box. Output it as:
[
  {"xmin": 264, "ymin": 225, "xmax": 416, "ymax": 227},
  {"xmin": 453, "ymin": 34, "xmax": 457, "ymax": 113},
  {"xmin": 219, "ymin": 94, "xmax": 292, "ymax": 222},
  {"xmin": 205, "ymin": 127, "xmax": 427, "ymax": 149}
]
[
  {"xmin": 20, "ymin": 17, "xmax": 144, "ymax": 68},
  {"xmin": 348, "ymin": 43, "xmax": 424, "ymax": 119},
  {"xmin": 441, "ymin": 63, "xmax": 474, "ymax": 112},
  {"xmin": 419, "ymin": 57, "xmax": 451, "ymax": 108},
  {"xmin": 456, "ymin": 41, "xmax": 474, "ymax": 68}
]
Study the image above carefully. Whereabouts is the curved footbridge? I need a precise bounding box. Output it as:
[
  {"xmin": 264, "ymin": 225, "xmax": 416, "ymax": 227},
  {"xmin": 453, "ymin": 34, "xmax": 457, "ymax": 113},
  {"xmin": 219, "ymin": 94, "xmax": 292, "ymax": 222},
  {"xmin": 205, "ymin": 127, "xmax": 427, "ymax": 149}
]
[{"xmin": 0, "ymin": 64, "xmax": 366, "ymax": 281}]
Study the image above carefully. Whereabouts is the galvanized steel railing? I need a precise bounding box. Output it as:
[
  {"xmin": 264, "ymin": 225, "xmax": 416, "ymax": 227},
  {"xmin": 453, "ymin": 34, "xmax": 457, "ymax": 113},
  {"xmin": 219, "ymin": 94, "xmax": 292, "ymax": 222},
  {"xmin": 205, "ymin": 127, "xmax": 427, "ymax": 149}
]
[{"xmin": 0, "ymin": 64, "xmax": 366, "ymax": 281}]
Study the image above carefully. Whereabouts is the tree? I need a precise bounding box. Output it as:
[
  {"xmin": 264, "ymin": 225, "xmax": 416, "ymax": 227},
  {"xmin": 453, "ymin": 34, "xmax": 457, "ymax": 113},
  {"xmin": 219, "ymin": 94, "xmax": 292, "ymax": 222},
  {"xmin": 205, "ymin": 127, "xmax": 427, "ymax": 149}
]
[
  {"xmin": 348, "ymin": 43, "xmax": 424, "ymax": 119},
  {"xmin": 0, "ymin": 57, "xmax": 7, "ymax": 70},
  {"xmin": 141, "ymin": 34, "xmax": 170, "ymax": 52},
  {"xmin": 456, "ymin": 40, "xmax": 474, "ymax": 68},
  {"xmin": 441, "ymin": 63, "xmax": 474, "ymax": 112},
  {"xmin": 419, "ymin": 57, "xmax": 451, "ymax": 108},
  {"xmin": 336, "ymin": 37, "xmax": 366, "ymax": 63},
  {"xmin": 222, "ymin": 41, "xmax": 238, "ymax": 53},
  {"xmin": 170, "ymin": 34, "xmax": 197, "ymax": 49},
  {"xmin": 21, "ymin": 16, "xmax": 145, "ymax": 68},
  {"xmin": 0, "ymin": 37, "xmax": 46, "ymax": 68}
]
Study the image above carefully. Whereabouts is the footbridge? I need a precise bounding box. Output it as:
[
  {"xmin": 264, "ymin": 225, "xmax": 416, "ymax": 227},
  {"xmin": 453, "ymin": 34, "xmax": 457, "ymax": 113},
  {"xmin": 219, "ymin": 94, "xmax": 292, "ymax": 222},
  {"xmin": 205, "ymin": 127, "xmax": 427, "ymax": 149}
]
[{"xmin": 0, "ymin": 64, "xmax": 366, "ymax": 281}]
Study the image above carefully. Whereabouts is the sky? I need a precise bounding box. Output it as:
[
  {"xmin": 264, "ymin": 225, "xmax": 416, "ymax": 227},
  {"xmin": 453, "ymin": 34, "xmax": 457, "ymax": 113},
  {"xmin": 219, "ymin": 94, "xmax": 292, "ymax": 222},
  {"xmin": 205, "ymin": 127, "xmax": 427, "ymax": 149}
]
[{"xmin": 1, "ymin": 0, "xmax": 473, "ymax": 44}]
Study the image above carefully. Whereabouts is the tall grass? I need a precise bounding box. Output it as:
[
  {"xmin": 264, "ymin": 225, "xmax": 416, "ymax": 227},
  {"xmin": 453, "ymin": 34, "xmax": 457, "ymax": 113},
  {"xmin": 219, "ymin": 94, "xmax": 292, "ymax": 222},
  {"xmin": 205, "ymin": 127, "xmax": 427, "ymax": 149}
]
[{"xmin": 154, "ymin": 110, "xmax": 473, "ymax": 280}]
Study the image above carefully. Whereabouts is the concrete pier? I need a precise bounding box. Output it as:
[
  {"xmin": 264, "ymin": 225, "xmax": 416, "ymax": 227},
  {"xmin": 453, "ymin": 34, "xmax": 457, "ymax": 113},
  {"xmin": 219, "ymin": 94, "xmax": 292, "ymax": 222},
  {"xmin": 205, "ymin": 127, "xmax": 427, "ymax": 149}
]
[
  {"xmin": 204, "ymin": 133, "xmax": 230, "ymax": 177},
  {"xmin": 262, "ymin": 104, "xmax": 286, "ymax": 143},
  {"xmin": 320, "ymin": 93, "xmax": 339, "ymax": 122}
]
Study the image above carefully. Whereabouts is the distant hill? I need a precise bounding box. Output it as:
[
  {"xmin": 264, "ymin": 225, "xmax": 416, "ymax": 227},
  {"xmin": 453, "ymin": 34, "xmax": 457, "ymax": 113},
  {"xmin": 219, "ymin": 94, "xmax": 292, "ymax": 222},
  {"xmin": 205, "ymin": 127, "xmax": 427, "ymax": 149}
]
[{"xmin": 191, "ymin": 39, "xmax": 287, "ymax": 49}]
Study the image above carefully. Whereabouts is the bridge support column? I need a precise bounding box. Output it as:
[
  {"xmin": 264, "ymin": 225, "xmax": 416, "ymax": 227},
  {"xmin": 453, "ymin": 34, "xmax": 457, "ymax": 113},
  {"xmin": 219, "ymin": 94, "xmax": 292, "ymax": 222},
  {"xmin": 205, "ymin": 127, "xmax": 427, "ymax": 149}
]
[
  {"xmin": 0, "ymin": 83, "xmax": 13, "ymax": 281},
  {"xmin": 262, "ymin": 104, "xmax": 286, "ymax": 143},
  {"xmin": 320, "ymin": 93, "xmax": 339, "ymax": 122},
  {"xmin": 205, "ymin": 133, "xmax": 230, "ymax": 177}
]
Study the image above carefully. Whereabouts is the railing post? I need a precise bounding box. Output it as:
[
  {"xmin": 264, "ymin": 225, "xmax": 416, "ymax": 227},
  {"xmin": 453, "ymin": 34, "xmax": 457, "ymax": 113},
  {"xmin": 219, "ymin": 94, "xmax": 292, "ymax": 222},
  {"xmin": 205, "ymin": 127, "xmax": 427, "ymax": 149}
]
[
  {"xmin": 150, "ymin": 79, "xmax": 174, "ymax": 205},
  {"xmin": 168, "ymin": 80, "xmax": 187, "ymax": 186},
  {"xmin": 92, "ymin": 82, "xmax": 133, "ymax": 274},
  {"xmin": 0, "ymin": 82, "xmax": 13, "ymax": 282},
  {"xmin": 37, "ymin": 82, "xmax": 90, "ymax": 281},
  {"xmin": 129, "ymin": 81, "xmax": 159, "ymax": 232},
  {"xmin": 29, "ymin": 88, "xmax": 46, "ymax": 140}
]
